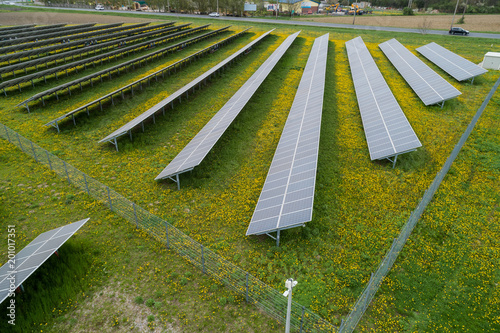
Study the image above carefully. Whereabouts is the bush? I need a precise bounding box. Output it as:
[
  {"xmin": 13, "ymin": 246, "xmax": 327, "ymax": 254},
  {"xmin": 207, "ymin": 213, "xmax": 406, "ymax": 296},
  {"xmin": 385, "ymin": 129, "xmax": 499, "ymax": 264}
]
[
  {"xmin": 403, "ymin": 7, "xmax": 414, "ymax": 15},
  {"xmin": 145, "ymin": 298, "xmax": 155, "ymax": 307},
  {"xmin": 133, "ymin": 296, "xmax": 144, "ymax": 304}
]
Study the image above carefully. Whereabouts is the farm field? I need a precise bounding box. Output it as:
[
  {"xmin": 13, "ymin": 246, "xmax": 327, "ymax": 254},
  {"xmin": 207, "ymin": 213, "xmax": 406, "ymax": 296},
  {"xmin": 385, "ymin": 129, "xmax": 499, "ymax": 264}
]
[
  {"xmin": 1, "ymin": 9, "xmax": 500, "ymax": 332},
  {"xmin": 295, "ymin": 13, "xmax": 500, "ymax": 33}
]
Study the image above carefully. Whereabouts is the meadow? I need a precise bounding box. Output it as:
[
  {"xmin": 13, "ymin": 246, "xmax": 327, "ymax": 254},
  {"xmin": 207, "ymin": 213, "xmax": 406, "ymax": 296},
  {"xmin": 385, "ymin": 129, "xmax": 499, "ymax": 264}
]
[{"xmin": 1, "ymin": 9, "xmax": 499, "ymax": 332}]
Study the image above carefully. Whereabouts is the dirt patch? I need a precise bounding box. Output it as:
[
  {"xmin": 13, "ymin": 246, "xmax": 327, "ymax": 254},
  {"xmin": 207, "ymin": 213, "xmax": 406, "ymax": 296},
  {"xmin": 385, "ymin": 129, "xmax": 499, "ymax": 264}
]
[
  {"xmin": 295, "ymin": 14, "xmax": 500, "ymax": 32},
  {"xmin": 0, "ymin": 11, "xmax": 161, "ymax": 25}
]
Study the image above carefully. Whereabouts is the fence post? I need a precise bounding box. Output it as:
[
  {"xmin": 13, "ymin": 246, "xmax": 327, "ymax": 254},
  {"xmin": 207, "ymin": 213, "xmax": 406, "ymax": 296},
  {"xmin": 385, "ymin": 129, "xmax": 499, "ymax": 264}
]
[
  {"xmin": 30, "ymin": 141, "xmax": 38, "ymax": 162},
  {"xmin": 201, "ymin": 245, "xmax": 205, "ymax": 274},
  {"xmin": 107, "ymin": 186, "xmax": 112, "ymax": 210},
  {"xmin": 83, "ymin": 174, "xmax": 90, "ymax": 195},
  {"xmin": 4, "ymin": 125, "xmax": 11, "ymax": 143},
  {"xmin": 133, "ymin": 203, "xmax": 138, "ymax": 228},
  {"xmin": 63, "ymin": 161, "xmax": 70, "ymax": 184},
  {"xmin": 365, "ymin": 273, "xmax": 374, "ymax": 312},
  {"xmin": 16, "ymin": 132, "xmax": 23, "ymax": 152},
  {"xmin": 165, "ymin": 221, "xmax": 170, "ymax": 249},
  {"xmin": 45, "ymin": 151, "xmax": 52, "ymax": 170},
  {"xmin": 299, "ymin": 306, "xmax": 305, "ymax": 333},
  {"xmin": 246, "ymin": 273, "xmax": 249, "ymax": 303}
]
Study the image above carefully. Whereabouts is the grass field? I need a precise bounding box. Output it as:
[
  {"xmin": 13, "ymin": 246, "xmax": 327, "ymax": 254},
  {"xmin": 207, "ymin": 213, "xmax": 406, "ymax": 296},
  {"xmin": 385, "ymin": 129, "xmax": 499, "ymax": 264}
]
[{"xmin": 1, "ymin": 8, "xmax": 500, "ymax": 332}]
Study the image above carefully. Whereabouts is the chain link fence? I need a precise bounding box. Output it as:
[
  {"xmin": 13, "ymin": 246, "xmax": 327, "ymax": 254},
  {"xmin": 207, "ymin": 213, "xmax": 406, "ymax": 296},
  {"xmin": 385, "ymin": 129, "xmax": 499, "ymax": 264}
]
[
  {"xmin": 0, "ymin": 123, "xmax": 337, "ymax": 333},
  {"xmin": 338, "ymin": 77, "xmax": 500, "ymax": 332}
]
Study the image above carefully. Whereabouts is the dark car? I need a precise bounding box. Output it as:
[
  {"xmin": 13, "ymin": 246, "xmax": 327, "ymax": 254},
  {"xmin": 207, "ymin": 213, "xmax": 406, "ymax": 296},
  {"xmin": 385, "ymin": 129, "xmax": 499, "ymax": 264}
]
[{"xmin": 449, "ymin": 27, "xmax": 469, "ymax": 35}]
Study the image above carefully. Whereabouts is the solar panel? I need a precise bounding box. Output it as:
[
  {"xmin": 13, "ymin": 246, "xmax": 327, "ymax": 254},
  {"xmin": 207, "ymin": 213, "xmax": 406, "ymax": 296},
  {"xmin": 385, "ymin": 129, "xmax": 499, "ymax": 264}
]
[
  {"xmin": 0, "ymin": 23, "xmax": 192, "ymax": 76},
  {"xmin": 99, "ymin": 29, "xmax": 275, "ymax": 153},
  {"xmin": 0, "ymin": 25, "xmax": 211, "ymax": 92},
  {"xmin": 6, "ymin": 23, "xmax": 95, "ymax": 40},
  {"xmin": 155, "ymin": 31, "xmax": 301, "ymax": 184},
  {"xmin": 0, "ymin": 23, "xmax": 157, "ymax": 65},
  {"xmin": 0, "ymin": 23, "xmax": 119, "ymax": 47},
  {"xmin": 0, "ymin": 218, "xmax": 89, "ymax": 304},
  {"xmin": 379, "ymin": 38, "xmax": 461, "ymax": 106},
  {"xmin": 416, "ymin": 42, "xmax": 488, "ymax": 82},
  {"xmin": 0, "ymin": 23, "xmax": 66, "ymax": 36},
  {"xmin": 245, "ymin": 33, "xmax": 329, "ymax": 242},
  {"xmin": 346, "ymin": 36, "xmax": 422, "ymax": 162},
  {"xmin": 44, "ymin": 28, "xmax": 250, "ymax": 131},
  {"xmin": 0, "ymin": 22, "xmax": 168, "ymax": 55}
]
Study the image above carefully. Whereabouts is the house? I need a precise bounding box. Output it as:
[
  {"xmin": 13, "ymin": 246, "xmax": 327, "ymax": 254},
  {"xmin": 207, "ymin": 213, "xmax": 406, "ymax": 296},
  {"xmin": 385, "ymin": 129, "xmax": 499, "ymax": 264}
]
[
  {"xmin": 264, "ymin": 0, "xmax": 321, "ymax": 14},
  {"xmin": 133, "ymin": 1, "xmax": 149, "ymax": 11}
]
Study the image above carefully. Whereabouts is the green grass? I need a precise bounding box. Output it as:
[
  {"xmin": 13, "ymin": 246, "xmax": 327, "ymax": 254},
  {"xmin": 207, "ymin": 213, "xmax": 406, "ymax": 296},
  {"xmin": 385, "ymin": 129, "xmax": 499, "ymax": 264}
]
[{"xmin": 1, "ymin": 9, "xmax": 499, "ymax": 332}]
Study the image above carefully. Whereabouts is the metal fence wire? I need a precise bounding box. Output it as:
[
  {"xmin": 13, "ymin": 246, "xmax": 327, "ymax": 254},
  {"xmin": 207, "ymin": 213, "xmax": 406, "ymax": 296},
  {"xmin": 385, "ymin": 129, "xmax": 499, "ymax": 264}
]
[{"xmin": 0, "ymin": 123, "xmax": 337, "ymax": 333}]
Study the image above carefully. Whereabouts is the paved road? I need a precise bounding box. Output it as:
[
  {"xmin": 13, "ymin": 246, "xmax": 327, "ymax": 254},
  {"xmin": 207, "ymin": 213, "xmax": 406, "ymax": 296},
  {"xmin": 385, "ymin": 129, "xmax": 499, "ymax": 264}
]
[{"xmin": 18, "ymin": 5, "xmax": 500, "ymax": 40}]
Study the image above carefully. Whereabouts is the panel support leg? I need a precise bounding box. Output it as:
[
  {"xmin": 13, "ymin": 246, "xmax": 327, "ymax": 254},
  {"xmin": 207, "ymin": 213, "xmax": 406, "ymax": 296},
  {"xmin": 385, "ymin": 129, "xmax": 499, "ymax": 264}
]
[{"xmin": 392, "ymin": 155, "xmax": 398, "ymax": 168}]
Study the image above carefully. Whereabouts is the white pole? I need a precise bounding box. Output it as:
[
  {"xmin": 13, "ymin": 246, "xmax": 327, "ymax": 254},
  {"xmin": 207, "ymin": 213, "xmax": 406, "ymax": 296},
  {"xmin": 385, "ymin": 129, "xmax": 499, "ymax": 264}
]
[
  {"xmin": 285, "ymin": 278, "xmax": 292, "ymax": 333},
  {"xmin": 283, "ymin": 279, "xmax": 297, "ymax": 333}
]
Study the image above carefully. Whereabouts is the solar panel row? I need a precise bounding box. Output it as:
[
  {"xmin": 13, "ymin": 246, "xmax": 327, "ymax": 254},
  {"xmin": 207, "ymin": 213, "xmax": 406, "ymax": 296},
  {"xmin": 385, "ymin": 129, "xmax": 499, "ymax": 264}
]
[
  {"xmin": 0, "ymin": 23, "xmax": 192, "ymax": 76},
  {"xmin": 246, "ymin": 33, "xmax": 329, "ymax": 243},
  {"xmin": 43, "ymin": 28, "xmax": 251, "ymax": 131},
  {"xmin": 379, "ymin": 38, "xmax": 461, "ymax": 106},
  {"xmin": 346, "ymin": 36, "xmax": 421, "ymax": 162},
  {"xmin": 99, "ymin": 29, "xmax": 276, "ymax": 154},
  {"xmin": 0, "ymin": 24, "xmax": 36, "ymax": 34},
  {"xmin": 1, "ymin": 25, "xmax": 212, "ymax": 92},
  {"xmin": 0, "ymin": 22, "xmax": 156, "ymax": 64},
  {"xmin": 5, "ymin": 23, "xmax": 96, "ymax": 40},
  {"xmin": 416, "ymin": 42, "xmax": 488, "ymax": 82},
  {"xmin": 0, "ymin": 23, "xmax": 66, "ymax": 37},
  {"xmin": 0, "ymin": 219, "xmax": 89, "ymax": 304},
  {"xmin": 0, "ymin": 23, "xmax": 121, "ymax": 48},
  {"xmin": 155, "ymin": 31, "xmax": 301, "ymax": 185},
  {"xmin": 0, "ymin": 22, "xmax": 162, "ymax": 55},
  {"xmin": 16, "ymin": 25, "xmax": 227, "ymax": 108}
]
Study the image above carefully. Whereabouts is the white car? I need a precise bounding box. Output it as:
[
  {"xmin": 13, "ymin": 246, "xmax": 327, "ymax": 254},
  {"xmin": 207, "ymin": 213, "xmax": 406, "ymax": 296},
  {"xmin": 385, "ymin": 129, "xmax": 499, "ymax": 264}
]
[
  {"xmin": 95, "ymin": 4, "xmax": 104, "ymax": 10},
  {"xmin": 208, "ymin": 12, "xmax": 219, "ymax": 17}
]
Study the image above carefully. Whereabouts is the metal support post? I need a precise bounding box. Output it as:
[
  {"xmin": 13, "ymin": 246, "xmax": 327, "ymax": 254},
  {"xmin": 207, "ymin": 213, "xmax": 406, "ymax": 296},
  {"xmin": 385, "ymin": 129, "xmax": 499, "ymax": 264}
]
[
  {"xmin": 133, "ymin": 203, "xmax": 138, "ymax": 228},
  {"xmin": 392, "ymin": 155, "xmax": 398, "ymax": 169},
  {"xmin": 165, "ymin": 221, "xmax": 170, "ymax": 249},
  {"xmin": 365, "ymin": 273, "xmax": 374, "ymax": 311},
  {"xmin": 46, "ymin": 151, "xmax": 52, "ymax": 170},
  {"xmin": 201, "ymin": 245, "xmax": 206, "ymax": 273},
  {"xmin": 107, "ymin": 186, "xmax": 112, "ymax": 210},
  {"xmin": 4, "ymin": 125, "xmax": 11, "ymax": 143},
  {"xmin": 276, "ymin": 230, "xmax": 280, "ymax": 247},
  {"xmin": 245, "ymin": 273, "xmax": 249, "ymax": 303},
  {"xmin": 30, "ymin": 141, "xmax": 38, "ymax": 162},
  {"xmin": 16, "ymin": 132, "xmax": 23, "ymax": 152},
  {"xmin": 299, "ymin": 306, "xmax": 305, "ymax": 333},
  {"xmin": 84, "ymin": 174, "xmax": 89, "ymax": 195},
  {"xmin": 63, "ymin": 161, "xmax": 70, "ymax": 184}
]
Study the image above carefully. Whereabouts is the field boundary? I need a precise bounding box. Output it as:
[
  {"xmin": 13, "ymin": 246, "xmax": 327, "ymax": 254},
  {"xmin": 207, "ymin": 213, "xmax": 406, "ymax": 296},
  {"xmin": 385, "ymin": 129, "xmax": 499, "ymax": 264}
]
[{"xmin": 0, "ymin": 122, "xmax": 337, "ymax": 333}]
